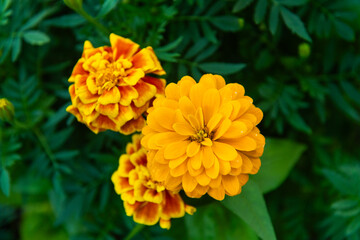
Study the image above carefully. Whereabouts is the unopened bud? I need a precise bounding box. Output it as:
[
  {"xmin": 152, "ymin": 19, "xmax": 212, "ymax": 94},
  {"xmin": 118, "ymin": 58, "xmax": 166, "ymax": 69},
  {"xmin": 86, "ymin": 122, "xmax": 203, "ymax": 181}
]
[
  {"xmin": 0, "ymin": 98, "xmax": 15, "ymax": 122},
  {"xmin": 238, "ymin": 18, "xmax": 245, "ymax": 29},
  {"xmin": 298, "ymin": 43, "xmax": 311, "ymax": 58}
]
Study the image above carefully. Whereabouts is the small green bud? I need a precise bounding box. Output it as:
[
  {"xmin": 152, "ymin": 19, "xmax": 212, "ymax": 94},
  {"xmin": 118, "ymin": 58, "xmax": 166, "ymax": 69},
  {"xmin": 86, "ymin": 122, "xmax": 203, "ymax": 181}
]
[
  {"xmin": 298, "ymin": 43, "xmax": 311, "ymax": 58},
  {"xmin": 238, "ymin": 18, "xmax": 245, "ymax": 29},
  {"xmin": 63, "ymin": 0, "xmax": 83, "ymax": 11},
  {"xmin": 0, "ymin": 98, "xmax": 15, "ymax": 122}
]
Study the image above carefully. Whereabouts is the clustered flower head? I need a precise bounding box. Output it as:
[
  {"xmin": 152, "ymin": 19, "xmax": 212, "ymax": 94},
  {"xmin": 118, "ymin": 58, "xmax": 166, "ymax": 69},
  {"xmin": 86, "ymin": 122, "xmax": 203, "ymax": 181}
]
[
  {"xmin": 141, "ymin": 74, "xmax": 265, "ymax": 200},
  {"xmin": 111, "ymin": 134, "xmax": 195, "ymax": 229},
  {"xmin": 66, "ymin": 33, "xmax": 166, "ymax": 135}
]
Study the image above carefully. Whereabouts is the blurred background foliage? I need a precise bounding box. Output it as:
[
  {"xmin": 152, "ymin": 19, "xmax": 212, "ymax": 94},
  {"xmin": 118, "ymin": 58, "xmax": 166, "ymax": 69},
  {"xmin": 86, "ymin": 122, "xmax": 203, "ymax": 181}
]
[{"xmin": 1, "ymin": 0, "xmax": 360, "ymax": 239}]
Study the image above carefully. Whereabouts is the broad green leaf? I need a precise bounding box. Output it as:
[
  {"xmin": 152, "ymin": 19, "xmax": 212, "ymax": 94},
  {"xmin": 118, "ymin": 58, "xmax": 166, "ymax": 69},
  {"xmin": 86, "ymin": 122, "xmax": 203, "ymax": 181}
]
[
  {"xmin": 277, "ymin": 0, "xmax": 308, "ymax": 6},
  {"xmin": 254, "ymin": 0, "xmax": 268, "ymax": 24},
  {"xmin": 185, "ymin": 202, "xmax": 258, "ymax": 240},
  {"xmin": 252, "ymin": 138, "xmax": 306, "ymax": 193},
  {"xmin": 328, "ymin": 83, "xmax": 360, "ymax": 122},
  {"xmin": 21, "ymin": 202, "xmax": 68, "ymax": 240},
  {"xmin": 334, "ymin": 20, "xmax": 355, "ymax": 41},
  {"xmin": 23, "ymin": 30, "xmax": 50, "ymax": 46},
  {"xmin": 198, "ymin": 62, "xmax": 246, "ymax": 75},
  {"xmin": 0, "ymin": 169, "xmax": 10, "ymax": 196},
  {"xmin": 280, "ymin": 7, "xmax": 312, "ymax": 41},
  {"xmin": 97, "ymin": 0, "xmax": 119, "ymax": 17},
  {"xmin": 269, "ymin": 4, "xmax": 280, "ymax": 35},
  {"xmin": 210, "ymin": 15, "xmax": 241, "ymax": 32},
  {"xmin": 222, "ymin": 180, "xmax": 276, "ymax": 240},
  {"xmin": 233, "ymin": 0, "xmax": 254, "ymax": 12}
]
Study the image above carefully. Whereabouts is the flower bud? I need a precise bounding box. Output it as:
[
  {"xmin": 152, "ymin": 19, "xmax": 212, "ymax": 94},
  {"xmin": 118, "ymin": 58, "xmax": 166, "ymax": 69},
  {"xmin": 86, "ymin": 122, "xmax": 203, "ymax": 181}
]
[
  {"xmin": 298, "ymin": 43, "xmax": 311, "ymax": 58},
  {"xmin": 63, "ymin": 0, "xmax": 83, "ymax": 11},
  {"xmin": 0, "ymin": 98, "xmax": 15, "ymax": 122}
]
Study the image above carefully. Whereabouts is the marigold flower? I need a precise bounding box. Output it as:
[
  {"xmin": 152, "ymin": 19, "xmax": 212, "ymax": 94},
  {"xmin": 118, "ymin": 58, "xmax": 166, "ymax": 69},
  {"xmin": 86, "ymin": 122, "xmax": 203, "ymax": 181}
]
[
  {"xmin": 111, "ymin": 134, "xmax": 195, "ymax": 229},
  {"xmin": 66, "ymin": 33, "xmax": 166, "ymax": 134},
  {"xmin": 141, "ymin": 74, "xmax": 265, "ymax": 201}
]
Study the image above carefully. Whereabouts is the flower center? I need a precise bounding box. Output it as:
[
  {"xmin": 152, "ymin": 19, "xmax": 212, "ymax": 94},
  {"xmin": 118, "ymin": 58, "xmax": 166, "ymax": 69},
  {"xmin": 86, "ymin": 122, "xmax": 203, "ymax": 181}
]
[
  {"xmin": 137, "ymin": 165, "xmax": 165, "ymax": 192},
  {"xmin": 91, "ymin": 58, "xmax": 133, "ymax": 93},
  {"xmin": 190, "ymin": 127, "xmax": 213, "ymax": 143}
]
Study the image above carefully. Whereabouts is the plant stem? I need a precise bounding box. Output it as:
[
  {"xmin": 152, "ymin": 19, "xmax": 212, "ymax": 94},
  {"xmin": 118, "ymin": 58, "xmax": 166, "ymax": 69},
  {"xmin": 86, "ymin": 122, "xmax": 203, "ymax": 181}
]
[
  {"xmin": 77, "ymin": 9, "xmax": 110, "ymax": 36},
  {"xmin": 33, "ymin": 127, "xmax": 58, "ymax": 169},
  {"xmin": 124, "ymin": 224, "xmax": 145, "ymax": 240}
]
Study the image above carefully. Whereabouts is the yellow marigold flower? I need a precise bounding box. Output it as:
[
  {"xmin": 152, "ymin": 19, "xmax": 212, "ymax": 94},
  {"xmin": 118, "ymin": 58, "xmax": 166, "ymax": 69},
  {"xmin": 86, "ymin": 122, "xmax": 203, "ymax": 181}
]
[
  {"xmin": 111, "ymin": 134, "xmax": 195, "ymax": 229},
  {"xmin": 66, "ymin": 33, "xmax": 166, "ymax": 134},
  {"xmin": 141, "ymin": 74, "xmax": 265, "ymax": 201}
]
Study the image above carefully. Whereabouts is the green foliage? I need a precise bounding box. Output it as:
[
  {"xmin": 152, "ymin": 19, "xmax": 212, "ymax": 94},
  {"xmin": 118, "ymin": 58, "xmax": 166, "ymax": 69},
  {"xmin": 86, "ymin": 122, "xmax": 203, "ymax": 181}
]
[{"xmin": 0, "ymin": 0, "xmax": 360, "ymax": 239}]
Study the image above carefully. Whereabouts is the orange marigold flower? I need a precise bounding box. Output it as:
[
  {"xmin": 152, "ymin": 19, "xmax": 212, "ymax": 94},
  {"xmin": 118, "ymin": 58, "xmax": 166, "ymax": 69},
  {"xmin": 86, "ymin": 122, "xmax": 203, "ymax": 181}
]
[
  {"xmin": 111, "ymin": 134, "xmax": 195, "ymax": 229},
  {"xmin": 141, "ymin": 74, "xmax": 265, "ymax": 201},
  {"xmin": 66, "ymin": 33, "xmax": 166, "ymax": 134}
]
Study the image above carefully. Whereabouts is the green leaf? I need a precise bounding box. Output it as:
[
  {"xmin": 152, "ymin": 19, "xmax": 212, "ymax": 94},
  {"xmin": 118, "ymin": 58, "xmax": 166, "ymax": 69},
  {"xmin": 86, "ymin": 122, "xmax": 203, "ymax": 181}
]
[
  {"xmin": 254, "ymin": 0, "xmax": 268, "ymax": 24},
  {"xmin": 11, "ymin": 36, "xmax": 21, "ymax": 62},
  {"xmin": 280, "ymin": 7, "xmax": 312, "ymax": 41},
  {"xmin": 340, "ymin": 81, "xmax": 360, "ymax": 106},
  {"xmin": 44, "ymin": 14, "xmax": 86, "ymax": 28},
  {"xmin": 198, "ymin": 62, "xmax": 246, "ymax": 75},
  {"xmin": 184, "ymin": 38, "xmax": 208, "ymax": 59},
  {"xmin": 20, "ymin": 6, "xmax": 58, "ymax": 31},
  {"xmin": 201, "ymin": 21, "xmax": 217, "ymax": 43},
  {"xmin": 97, "ymin": 0, "xmax": 119, "ymax": 17},
  {"xmin": 287, "ymin": 112, "xmax": 312, "ymax": 134},
  {"xmin": 277, "ymin": 0, "xmax": 308, "ymax": 6},
  {"xmin": 331, "ymin": 199, "xmax": 360, "ymax": 210},
  {"xmin": 252, "ymin": 138, "xmax": 306, "ymax": 193},
  {"xmin": 233, "ymin": 0, "xmax": 254, "ymax": 12},
  {"xmin": 334, "ymin": 20, "xmax": 355, "ymax": 41},
  {"xmin": 155, "ymin": 37, "xmax": 183, "ymax": 52},
  {"xmin": 0, "ymin": 168, "xmax": 10, "ymax": 196},
  {"xmin": 185, "ymin": 202, "xmax": 258, "ymax": 240},
  {"xmin": 346, "ymin": 215, "xmax": 360, "ymax": 235},
  {"xmin": 210, "ymin": 16, "xmax": 241, "ymax": 32},
  {"xmin": 23, "ymin": 30, "xmax": 50, "ymax": 46},
  {"xmin": 269, "ymin": 4, "xmax": 280, "ymax": 35},
  {"xmin": 222, "ymin": 180, "xmax": 276, "ymax": 240},
  {"xmin": 328, "ymin": 83, "xmax": 360, "ymax": 122}
]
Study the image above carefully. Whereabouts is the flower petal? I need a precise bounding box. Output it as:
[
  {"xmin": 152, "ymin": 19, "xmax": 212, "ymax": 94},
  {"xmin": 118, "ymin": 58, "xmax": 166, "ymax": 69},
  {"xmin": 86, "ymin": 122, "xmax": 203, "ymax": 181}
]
[
  {"xmin": 208, "ymin": 185, "xmax": 225, "ymax": 200},
  {"xmin": 123, "ymin": 68, "xmax": 145, "ymax": 86},
  {"xmin": 98, "ymin": 87, "xmax": 121, "ymax": 105},
  {"xmin": 118, "ymin": 85, "xmax": 139, "ymax": 106},
  {"xmin": 95, "ymin": 103, "xmax": 119, "ymax": 118},
  {"xmin": 212, "ymin": 142, "xmax": 237, "ymax": 161},
  {"xmin": 196, "ymin": 173, "xmax": 211, "ymax": 186},
  {"xmin": 173, "ymin": 122, "xmax": 195, "ymax": 136},
  {"xmin": 222, "ymin": 175, "xmax": 240, "ymax": 196},
  {"xmin": 110, "ymin": 33, "xmax": 139, "ymax": 60},
  {"xmin": 133, "ymin": 80, "xmax": 157, "ymax": 107},
  {"xmin": 186, "ymin": 141, "xmax": 200, "ymax": 158},
  {"xmin": 182, "ymin": 172, "xmax": 197, "ymax": 192},
  {"xmin": 164, "ymin": 141, "xmax": 188, "ymax": 159},
  {"xmin": 133, "ymin": 202, "xmax": 161, "ymax": 225},
  {"xmin": 202, "ymin": 89, "xmax": 220, "ymax": 124}
]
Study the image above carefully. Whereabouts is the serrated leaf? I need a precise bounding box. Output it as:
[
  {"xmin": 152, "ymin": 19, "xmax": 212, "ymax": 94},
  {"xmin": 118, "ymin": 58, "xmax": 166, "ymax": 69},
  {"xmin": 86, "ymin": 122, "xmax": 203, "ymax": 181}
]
[
  {"xmin": 254, "ymin": 0, "xmax": 268, "ymax": 24},
  {"xmin": 195, "ymin": 44, "xmax": 218, "ymax": 62},
  {"xmin": 233, "ymin": 0, "xmax": 254, "ymax": 12},
  {"xmin": 277, "ymin": 0, "xmax": 308, "ymax": 6},
  {"xmin": 198, "ymin": 62, "xmax": 246, "ymax": 75},
  {"xmin": 210, "ymin": 15, "xmax": 241, "ymax": 32},
  {"xmin": 155, "ymin": 37, "xmax": 183, "ymax": 52},
  {"xmin": 269, "ymin": 4, "xmax": 280, "ymax": 35},
  {"xmin": 252, "ymin": 138, "xmax": 306, "ymax": 193},
  {"xmin": 201, "ymin": 21, "xmax": 217, "ymax": 43},
  {"xmin": 280, "ymin": 7, "xmax": 312, "ymax": 41},
  {"xmin": 97, "ymin": 0, "xmax": 118, "ymax": 17},
  {"xmin": 23, "ymin": 31, "xmax": 50, "ymax": 46},
  {"xmin": 222, "ymin": 180, "xmax": 276, "ymax": 240},
  {"xmin": 1, "ymin": 169, "xmax": 10, "ymax": 196},
  {"xmin": 334, "ymin": 20, "xmax": 355, "ymax": 41}
]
